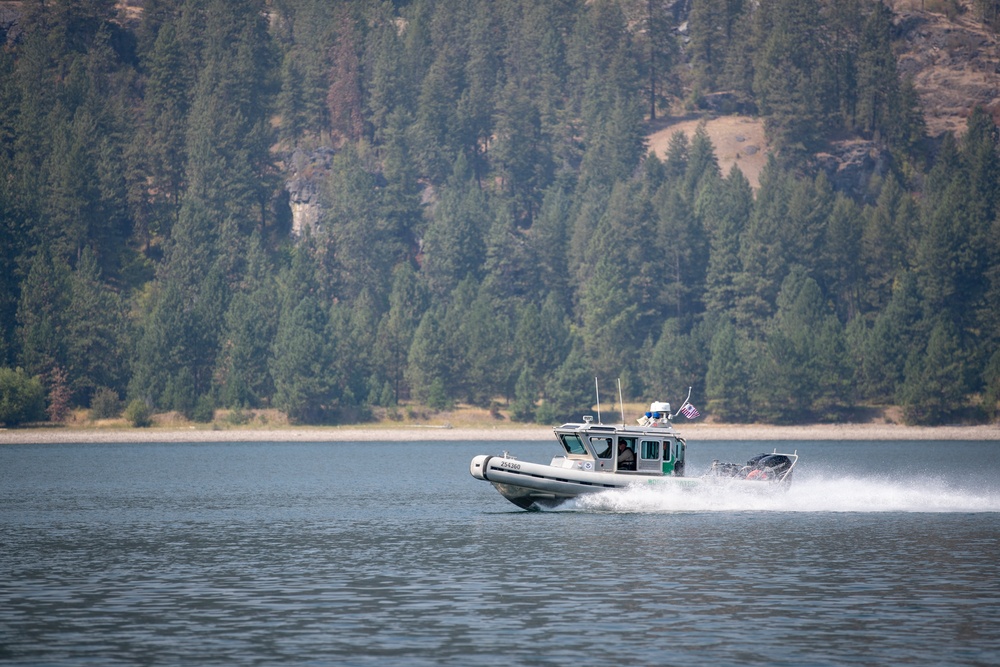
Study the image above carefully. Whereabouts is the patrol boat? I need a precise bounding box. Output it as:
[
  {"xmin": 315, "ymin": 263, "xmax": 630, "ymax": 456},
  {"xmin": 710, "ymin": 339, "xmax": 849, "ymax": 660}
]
[{"xmin": 470, "ymin": 395, "xmax": 797, "ymax": 511}]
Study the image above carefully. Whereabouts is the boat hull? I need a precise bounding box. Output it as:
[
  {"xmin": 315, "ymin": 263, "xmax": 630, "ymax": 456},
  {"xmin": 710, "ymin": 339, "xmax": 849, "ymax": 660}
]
[{"xmin": 470, "ymin": 454, "xmax": 698, "ymax": 510}]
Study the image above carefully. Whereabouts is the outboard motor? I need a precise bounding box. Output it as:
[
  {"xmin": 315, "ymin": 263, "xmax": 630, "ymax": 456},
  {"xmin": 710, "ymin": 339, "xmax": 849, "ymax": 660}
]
[{"xmin": 744, "ymin": 453, "xmax": 793, "ymax": 481}]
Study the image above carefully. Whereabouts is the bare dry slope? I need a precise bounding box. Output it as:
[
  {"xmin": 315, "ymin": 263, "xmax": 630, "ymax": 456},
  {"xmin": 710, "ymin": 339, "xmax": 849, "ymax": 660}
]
[
  {"xmin": 892, "ymin": 1, "xmax": 1000, "ymax": 136},
  {"xmin": 647, "ymin": 115, "xmax": 770, "ymax": 189}
]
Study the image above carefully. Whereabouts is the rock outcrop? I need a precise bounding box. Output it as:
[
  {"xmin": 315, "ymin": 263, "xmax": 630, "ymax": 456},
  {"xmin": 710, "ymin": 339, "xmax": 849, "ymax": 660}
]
[{"xmin": 284, "ymin": 147, "xmax": 334, "ymax": 237}]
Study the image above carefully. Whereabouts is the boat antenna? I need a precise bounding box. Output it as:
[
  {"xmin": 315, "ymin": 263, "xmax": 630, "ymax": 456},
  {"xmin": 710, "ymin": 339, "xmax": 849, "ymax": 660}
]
[
  {"xmin": 594, "ymin": 377, "xmax": 602, "ymax": 424},
  {"xmin": 617, "ymin": 378, "xmax": 625, "ymax": 425}
]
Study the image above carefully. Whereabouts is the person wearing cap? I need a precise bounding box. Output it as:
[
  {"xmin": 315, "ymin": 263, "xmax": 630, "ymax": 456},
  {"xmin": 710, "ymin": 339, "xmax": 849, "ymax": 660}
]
[{"xmin": 617, "ymin": 438, "xmax": 635, "ymax": 470}]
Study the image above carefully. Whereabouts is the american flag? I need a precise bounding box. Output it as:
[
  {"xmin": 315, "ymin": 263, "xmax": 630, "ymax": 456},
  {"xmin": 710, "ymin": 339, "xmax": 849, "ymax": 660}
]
[{"xmin": 680, "ymin": 403, "xmax": 700, "ymax": 419}]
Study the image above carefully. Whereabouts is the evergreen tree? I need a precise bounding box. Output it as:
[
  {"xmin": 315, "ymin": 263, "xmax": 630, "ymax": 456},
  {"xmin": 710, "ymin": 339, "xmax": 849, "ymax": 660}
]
[
  {"xmin": 327, "ymin": 4, "xmax": 364, "ymax": 142},
  {"xmin": 733, "ymin": 157, "xmax": 792, "ymax": 331},
  {"xmin": 759, "ymin": 268, "xmax": 849, "ymax": 422},
  {"xmin": 364, "ymin": 1, "xmax": 411, "ymax": 145},
  {"xmin": 626, "ymin": 0, "xmax": 676, "ymax": 120},
  {"xmin": 475, "ymin": 208, "xmax": 516, "ymax": 302},
  {"xmin": 514, "ymin": 295, "xmax": 570, "ymax": 396},
  {"xmin": 457, "ymin": 284, "xmax": 516, "ymax": 406},
  {"xmin": 492, "ymin": 78, "xmax": 552, "ymax": 224},
  {"xmin": 327, "ymin": 292, "xmax": 380, "ymax": 411},
  {"xmin": 818, "ymin": 194, "xmax": 864, "ymax": 321},
  {"xmin": 860, "ymin": 173, "xmax": 916, "ymax": 313},
  {"xmin": 855, "ymin": 1, "xmax": 900, "ymax": 142},
  {"xmin": 271, "ymin": 293, "xmax": 331, "ymax": 423},
  {"xmin": 412, "ymin": 36, "xmax": 464, "ymax": 184},
  {"xmin": 420, "ymin": 156, "xmax": 489, "ymax": 298},
  {"xmin": 16, "ymin": 246, "xmax": 71, "ymax": 379},
  {"xmin": 319, "ymin": 143, "xmax": 405, "ymax": 302},
  {"xmin": 898, "ymin": 318, "xmax": 967, "ymax": 425},
  {"xmin": 406, "ymin": 306, "xmax": 451, "ymax": 406},
  {"xmin": 542, "ymin": 337, "xmax": 594, "ymax": 422},
  {"xmin": 852, "ymin": 270, "xmax": 923, "ymax": 402},
  {"xmin": 64, "ymin": 248, "xmax": 127, "ymax": 404},
  {"xmin": 215, "ymin": 235, "xmax": 278, "ymax": 408},
  {"xmin": 704, "ymin": 164, "xmax": 753, "ymax": 317},
  {"xmin": 752, "ymin": 0, "xmax": 832, "ymax": 152},
  {"xmin": 270, "ymin": 241, "xmax": 330, "ymax": 422},
  {"xmin": 183, "ymin": 0, "xmax": 274, "ymax": 232},
  {"xmin": 373, "ymin": 263, "xmax": 427, "ymax": 404},
  {"xmin": 529, "ymin": 185, "xmax": 574, "ymax": 309},
  {"xmin": 134, "ymin": 5, "xmax": 196, "ymax": 243},
  {"xmin": 705, "ymin": 320, "xmax": 757, "ymax": 422},
  {"xmin": 688, "ymin": 0, "xmax": 742, "ymax": 95},
  {"xmin": 640, "ymin": 319, "xmax": 709, "ymax": 404}
]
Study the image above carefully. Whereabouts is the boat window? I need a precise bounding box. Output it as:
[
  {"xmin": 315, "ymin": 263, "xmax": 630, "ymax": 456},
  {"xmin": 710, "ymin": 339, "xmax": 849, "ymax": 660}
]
[
  {"xmin": 640, "ymin": 440, "xmax": 660, "ymax": 460},
  {"xmin": 559, "ymin": 433, "xmax": 588, "ymax": 456},
  {"xmin": 591, "ymin": 437, "xmax": 614, "ymax": 459}
]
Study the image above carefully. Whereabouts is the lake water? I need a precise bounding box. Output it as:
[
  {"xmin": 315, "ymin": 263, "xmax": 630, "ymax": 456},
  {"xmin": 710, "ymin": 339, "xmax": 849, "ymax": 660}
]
[{"xmin": 1, "ymin": 438, "xmax": 999, "ymax": 666}]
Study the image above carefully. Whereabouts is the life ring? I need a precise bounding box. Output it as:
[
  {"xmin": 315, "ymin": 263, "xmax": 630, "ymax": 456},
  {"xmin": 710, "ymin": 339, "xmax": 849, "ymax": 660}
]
[{"xmin": 746, "ymin": 469, "xmax": 768, "ymax": 481}]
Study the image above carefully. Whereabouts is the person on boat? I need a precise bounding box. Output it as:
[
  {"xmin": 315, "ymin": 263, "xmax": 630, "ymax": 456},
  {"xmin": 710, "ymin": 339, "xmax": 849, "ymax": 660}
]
[{"xmin": 617, "ymin": 439, "xmax": 635, "ymax": 470}]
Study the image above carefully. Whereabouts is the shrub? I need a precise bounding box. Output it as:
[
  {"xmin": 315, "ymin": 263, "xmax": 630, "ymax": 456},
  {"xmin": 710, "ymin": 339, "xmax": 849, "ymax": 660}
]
[
  {"xmin": 89, "ymin": 387, "xmax": 123, "ymax": 420},
  {"xmin": 534, "ymin": 401, "xmax": 558, "ymax": 426},
  {"xmin": 0, "ymin": 367, "xmax": 46, "ymax": 426},
  {"xmin": 225, "ymin": 407, "xmax": 248, "ymax": 425},
  {"xmin": 124, "ymin": 399, "xmax": 152, "ymax": 427},
  {"xmin": 192, "ymin": 395, "xmax": 215, "ymax": 423}
]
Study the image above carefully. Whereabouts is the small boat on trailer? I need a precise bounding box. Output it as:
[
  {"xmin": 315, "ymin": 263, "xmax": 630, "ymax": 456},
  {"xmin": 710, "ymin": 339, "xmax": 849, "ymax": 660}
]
[{"xmin": 470, "ymin": 395, "xmax": 798, "ymax": 511}]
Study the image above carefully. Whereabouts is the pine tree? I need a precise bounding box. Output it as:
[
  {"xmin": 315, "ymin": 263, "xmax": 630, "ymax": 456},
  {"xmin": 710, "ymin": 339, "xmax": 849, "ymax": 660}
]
[
  {"xmin": 183, "ymin": 0, "xmax": 274, "ymax": 232},
  {"xmin": 405, "ymin": 306, "xmax": 450, "ymax": 406},
  {"xmin": 853, "ymin": 270, "xmax": 923, "ymax": 401},
  {"xmin": 627, "ymin": 0, "xmax": 676, "ymax": 120},
  {"xmin": 855, "ymin": 1, "xmax": 900, "ymax": 141},
  {"xmin": 861, "ymin": 173, "xmax": 916, "ymax": 313},
  {"xmin": 759, "ymin": 268, "xmax": 849, "ymax": 422},
  {"xmin": 752, "ymin": 0, "xmax": 832, "ymax": 152},
  {"xmin": 16, "ymin": 246, "xmax": 71, "ymax": 379},
  {"xmin": 271, "ymin": 293, "xmax": 331, "ymax": 423},
  {"xmin": 373, "ymin": 263, "xmax": 427, "ymax": 404},
  {"xmin": 542, "ymin": 337, "xmax": 594, "ymax": 422},
  {"xmin": 898, "ymin": 318, "xmax": 967, "ymax": 425},
  {"xmin": 704, "ymin": 164, "xmax": 753, "ymax": 317},
  {"xmin": 705, "ymin": 320, "xmax": 757, "ymax": 422},
  {"xmin": 733, "ymin": 157, "xmax": 792, "ymax": 331},
  {"xmin": 514, "ymin": 295, "xmax": 570, "ymax": 394},
  {"xmin": 135, "ymin": 8, "xmax": 195, "ymax": 243},
  {"xmin": 457, "ymin": 285, "xmax": 516, "ymax": 406},
  {"xmin": 327, "ymin": 4, "xmax": 364, "ymax": 142},
  {"xmin": 420, "ymin": 156, "xmax": 489, "ymax": 298},
  {"xmin": 64, "ymin": 247, "xmax": 127, "ymax": 405},
  {"xmin": 689, "ymin": 0, "xmax": 741, "ymax": 94},
  {"xmin": 319, "ymin": 143, "xmax": 405, "ymax": 302},
  {"xmin": 818, "ymin": 194, "xmax": 864, "ymax": 321},
  {"xmin": 267, "ymin": 238, "xmax": 330, "ymax": 422},
  {"xmin": 214, "ymin": 235, "xmax": 278, "ymax": 408}
]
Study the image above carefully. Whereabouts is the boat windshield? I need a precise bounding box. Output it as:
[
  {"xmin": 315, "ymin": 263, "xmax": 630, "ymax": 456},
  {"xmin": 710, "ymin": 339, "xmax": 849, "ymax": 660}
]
[
  {"xmin": 559, "ymin": 433, "xmax": 588, "ymax": 456},
  {"xmin": 591, "ymin": 437, "xmax": 614, "ymax": 459}
]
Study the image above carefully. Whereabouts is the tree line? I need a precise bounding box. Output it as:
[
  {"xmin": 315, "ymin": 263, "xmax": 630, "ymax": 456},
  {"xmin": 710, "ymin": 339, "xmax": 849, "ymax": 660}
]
[{"xmin": 0, "ymin": 0, "xmax": 997, "ymax": 426}]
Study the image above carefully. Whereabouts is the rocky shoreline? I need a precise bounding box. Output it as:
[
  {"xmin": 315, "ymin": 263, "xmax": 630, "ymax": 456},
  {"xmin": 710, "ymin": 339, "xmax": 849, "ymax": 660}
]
[{"xmin": 2, "ymin": 422, "xmax": 998, "ymax": 444}]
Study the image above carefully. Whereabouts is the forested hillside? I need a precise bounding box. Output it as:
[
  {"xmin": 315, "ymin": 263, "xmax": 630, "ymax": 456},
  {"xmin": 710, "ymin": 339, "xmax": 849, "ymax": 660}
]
[{"xmin": 1, "ymin": 0, "xmax": 998, "ymax": 427}]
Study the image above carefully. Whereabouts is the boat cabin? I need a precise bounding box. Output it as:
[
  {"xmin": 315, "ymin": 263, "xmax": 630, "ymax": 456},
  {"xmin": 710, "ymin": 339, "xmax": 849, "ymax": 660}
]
[{"xmin": 553, "ymin": 421, "xmax": 686, "ymax": 476}]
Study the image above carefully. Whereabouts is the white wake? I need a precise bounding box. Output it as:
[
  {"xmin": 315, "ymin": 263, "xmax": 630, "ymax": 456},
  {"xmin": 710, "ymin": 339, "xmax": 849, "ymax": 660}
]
[{"xmin": 567, "ymin": 475, "xmax": 1000, "ymax": 513}]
